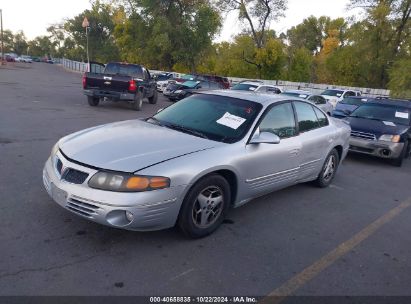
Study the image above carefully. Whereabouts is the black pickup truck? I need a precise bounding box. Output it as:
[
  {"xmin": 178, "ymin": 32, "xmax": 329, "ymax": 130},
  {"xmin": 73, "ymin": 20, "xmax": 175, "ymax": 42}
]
[{"xmin": 82, "ymin": 62, "xmax": 158, "ymax": 111}]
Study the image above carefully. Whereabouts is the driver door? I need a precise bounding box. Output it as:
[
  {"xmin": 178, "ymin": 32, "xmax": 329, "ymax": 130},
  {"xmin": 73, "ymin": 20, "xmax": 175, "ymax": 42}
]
[{"xmin": 243, "ymin": 102, "xmax": 302, "ymax": 197}]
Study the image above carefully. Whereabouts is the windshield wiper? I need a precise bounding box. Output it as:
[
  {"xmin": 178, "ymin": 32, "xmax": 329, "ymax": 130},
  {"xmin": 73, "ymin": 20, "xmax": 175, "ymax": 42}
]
[
  {"xmin": 146, "ymin": 117, "xmax": 165, "ymax": 126},
  {"xmin": 166, "ymin": 123, "xmax": 209, "ymax": 139}
]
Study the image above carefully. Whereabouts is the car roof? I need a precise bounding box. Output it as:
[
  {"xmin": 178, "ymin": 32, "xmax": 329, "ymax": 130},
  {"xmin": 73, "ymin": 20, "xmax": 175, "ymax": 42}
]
[
  {"xmin": 368, "ymin": 99, "xmax": 411, "ymax": 108},
  {"xmin": 283, "ymin": 90, "xmax": 311, "ymax": 94},
  {"xmin": 200, "ymin": 90, "xmax": 298, "ymax": 105}
]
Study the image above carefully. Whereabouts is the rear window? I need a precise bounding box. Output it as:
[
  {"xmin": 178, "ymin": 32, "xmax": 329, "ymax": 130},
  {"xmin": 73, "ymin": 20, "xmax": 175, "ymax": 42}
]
[
  {"xmin": 321, "ymin": 89, "xmax": 344, "ymax": 97},
  {"xmin": 104, "ymin": 63, "xmax": 143, "ymax": 78},
  {"xmin": 232, "ymin": 83, "xmax": 259, "ymax": 91}
]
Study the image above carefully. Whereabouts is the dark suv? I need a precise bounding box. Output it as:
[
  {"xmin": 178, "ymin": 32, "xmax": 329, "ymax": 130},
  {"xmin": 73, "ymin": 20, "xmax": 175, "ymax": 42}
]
[{"xmin": 346, "ymin": 99, "xmax": 411, "ymax": 166}]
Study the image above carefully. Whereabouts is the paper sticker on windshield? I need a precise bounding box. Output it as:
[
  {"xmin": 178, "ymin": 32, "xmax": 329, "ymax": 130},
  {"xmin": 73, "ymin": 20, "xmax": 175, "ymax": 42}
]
[
  {"xmin": 299, "ymin": 94, "xmax": 308, "ymax": 98},
  {"xmin": 217, "ymin": 112, "xmax": 246, "ymax": 130},
  {"xmin": 383, "ymin": 121, "xmax": 396, "ymax": 126},
  {"xmin": 395, "ymin": 111, "xmax": 409, "ymax": 119}
]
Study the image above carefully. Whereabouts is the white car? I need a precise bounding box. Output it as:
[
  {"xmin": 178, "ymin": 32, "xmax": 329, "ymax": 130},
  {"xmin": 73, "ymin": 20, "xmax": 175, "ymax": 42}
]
[
  {"xmin": 281, "ymin": 90, "xmax": 334, "ymax": 115},
  {"xmin": 20, "ymin": 55, "xmax": 33, "ymax": 63},
  {"xmin": 232, "ymin": 81, "xmax": 282, "ymax": 94},
  {"xmin": 321, "ymin": 89, "xmax": 362, "ymax": 108}
]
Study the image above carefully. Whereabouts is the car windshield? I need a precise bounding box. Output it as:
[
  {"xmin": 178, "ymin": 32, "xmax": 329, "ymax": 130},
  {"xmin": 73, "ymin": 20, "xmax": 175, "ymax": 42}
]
[
  {"xmin": 151, "ymin": 94, "xmax": 262, "ymax": 143},
  {"xmin": 232, "ymin": 83, "xmax": 259, "ymax": 91},
  {"xmin": 340, "ymin": 97, "xmax": 366, "ymax": 106},
  {"xmin": 350, "ymin": 103, "xmax": 411, "ymax": 126},
  {"xmin": 181, "ymin": 74, "xmax": 195, "ymax": 80},
  {"xmin": 156, "ymin": 74, "xmax": 170, "ymax": 81},
  {"xmin": 282, "ymin": 92, "xmax": 309, "ymax": 98},
  {"xmin": 104, "ymin": 63, "xmax": 143, "ymax": 78},
  {"xmin": 322, "ymin": 89, "xmax": 344, "ymax": 97},
  {"xmin": 181, "ymin": 80, "xmax": 199, "ymax": 88}
]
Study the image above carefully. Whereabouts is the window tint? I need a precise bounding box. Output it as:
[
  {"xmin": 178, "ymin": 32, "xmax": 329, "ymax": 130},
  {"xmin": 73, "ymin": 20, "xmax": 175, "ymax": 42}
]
[
  {"xmin": 316, "ymin": 96, "xmax": 326, "ymax": 104},
  {"xmin": 104, "ymin": 63, "xmax": 143, "ymax": 78},
  {"xmin": 294, "ymin": 101, "xmax": 320, "ymax": 132},
  {"xmin": 267, "ymin": 87, "xmax": 281, "ymax": 94},
  {"xmin": 256, "ymin": 86, "xmax": 267, "ymax": 92},
  {"xmin": 344, "ymin": 91, "xmax": 356, "ymax": 97},
  {"xmin": 313, "ymin": 107, "xmax": 329, "ymax": 127},
  {"xmin": 259, "ymin": 103, "xmax": 296, "ymax": 138}
]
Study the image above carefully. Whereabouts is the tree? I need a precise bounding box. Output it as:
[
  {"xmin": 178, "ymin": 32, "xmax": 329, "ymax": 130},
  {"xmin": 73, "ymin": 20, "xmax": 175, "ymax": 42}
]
[
  {"xmin": 388, "ymin": 58, "xmax": 411, "ymax": 98},
  {"xmin": 12, "ymin": 31, "xmax": 28, "ymax": 55},
  {"xmin": 287, "ymin": 47, "xmax": 313, "ymax": 82}
]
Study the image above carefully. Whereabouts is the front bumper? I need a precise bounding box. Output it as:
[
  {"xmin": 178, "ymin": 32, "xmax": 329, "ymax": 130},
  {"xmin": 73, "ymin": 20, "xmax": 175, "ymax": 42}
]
[
  {"xmin": 42, "ymin": 151, "xmax": 185, "ymax": 231},
  {"xmin": 349, "ymin": 137, "xmax": 404, "ymax": 159},
  {"xmin": 83, "ymin": 89, "xmax": 135, "ymax": 101}
]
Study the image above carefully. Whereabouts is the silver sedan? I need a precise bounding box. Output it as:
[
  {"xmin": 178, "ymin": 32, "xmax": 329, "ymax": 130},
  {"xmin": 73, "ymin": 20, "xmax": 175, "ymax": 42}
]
[{"xmin": 43, "ymin": 91, "xmax": 350, "ymax": 238}]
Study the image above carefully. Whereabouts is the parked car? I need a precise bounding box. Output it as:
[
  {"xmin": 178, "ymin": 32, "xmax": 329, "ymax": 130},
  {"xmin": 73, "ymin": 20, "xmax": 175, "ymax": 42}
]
[
  {"xmin": 346, "ymin": 99, "xmax": 411, "ymax": 166},
  {"xmin": 156, "ymin": 73, "xmax": 175, "ymax": 92},
  {"xmin": 20, "ymin": 55, "xmax": 33, "ymax": 63},
  {"xmin": 232, "ymin": 81, "xmax": 282, "ymax": 94},
  {"xmin": 43, "ymin": 91, "xmax": 350, "ymax": 238},
  {"xmin": 32, "ymin": 57, "xmax": 41, "ymax": 62},
  {"xmin": 332, "ymin": 96, "xmax": 370, "ymax": 118},
  {"xmin": 281, "ymin": 90, "xmax": 333, "ymax": 115},
  {"xmin": 321, "ymin": 89, "xmax": 362, "ymax": 108},
  {"xmin": 194, "ymin": 74, "xmax": 230, "ymax": 89},
  {"xmin": 1, "ymin": 54, "xmax": 15, "ymax": 62},
  {"xmin": 163, "ymin": 80, "xmax": 224, "ymax": 101},
  {"xmin": 82, "ymin": 62, "xmax": 157, "ymax": 111}
]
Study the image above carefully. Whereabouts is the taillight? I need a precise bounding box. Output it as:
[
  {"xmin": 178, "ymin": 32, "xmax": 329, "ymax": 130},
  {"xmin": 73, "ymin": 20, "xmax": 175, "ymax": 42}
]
[
  {"xmin": 82, "ymin": 74, "xmax": 87, "ymax": 89},
  {"xmin": 129, "ymin": 79, "xmax": 137, "ymax": 92}
]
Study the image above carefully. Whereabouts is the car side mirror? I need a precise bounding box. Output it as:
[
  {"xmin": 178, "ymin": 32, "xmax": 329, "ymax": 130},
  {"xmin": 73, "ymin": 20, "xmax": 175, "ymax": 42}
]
[{"xmin": 249, "ymin": 132, "xmax": 280, "ymax": 144}]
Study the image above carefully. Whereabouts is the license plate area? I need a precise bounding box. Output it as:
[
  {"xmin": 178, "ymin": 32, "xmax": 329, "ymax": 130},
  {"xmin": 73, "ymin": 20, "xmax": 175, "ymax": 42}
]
[{"xmin": 51, "ymin": 183, "xmax": 68, "ymax": 205}]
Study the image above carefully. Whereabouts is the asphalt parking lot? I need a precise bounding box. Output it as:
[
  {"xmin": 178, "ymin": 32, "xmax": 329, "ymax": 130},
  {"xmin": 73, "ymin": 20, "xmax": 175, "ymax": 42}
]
[{"xmin": 0, "ymin": 63, "xmax": 411, "ymax": 298}]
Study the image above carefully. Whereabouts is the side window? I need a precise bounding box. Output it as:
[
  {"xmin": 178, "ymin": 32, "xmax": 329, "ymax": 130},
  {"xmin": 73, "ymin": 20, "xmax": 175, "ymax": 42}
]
[
  {"xmin": 256, "ymin": 86, "xmax": 267, "ymax": 92},
  {"xmin": 258, "ymin": 103, "xmax": 296, "ymax": 138},
  {"xmin": 267, "ymin": 87, "xmax": 281, "ymax": 94},
  {"xmin": 344, "ymin": 91, "xmax": 355, "ymax": 97},
  {"xmin": 143, "ymin": 69, "xmax": 149, "ymax": 80},
  {"xmin": 209, "ymin": 82, "xmax": 220, "ymax": 89},
  {"xmin": 313, "ymin": 107, "xmax": 329, "ymax": 127},
  {"xmin": 200, "ymin": 81, "xmax": 210, "ymax": 89},
  {"xmin": 316, "ymin": 96, "xmax": 326, "ymax": 104},
  {"xmin": 294, "ymin": 101, "xmax": 320, "ymax": 132}
]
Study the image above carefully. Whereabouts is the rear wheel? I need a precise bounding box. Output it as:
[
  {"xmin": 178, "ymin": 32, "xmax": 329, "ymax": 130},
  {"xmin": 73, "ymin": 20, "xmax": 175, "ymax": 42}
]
[
  {"xmin": 133, "ymin": 92, "xmax": 143, "ymax": 111},
  {"xmin": 87, "ymin": 96, "xmax": 99, "ymax": 106},
  {"xmin": 178, "ymin": 175, "xmax": 231, "ymax": 238},
  {"xmin": 314, "ymin": 149, "xmax": 340, "ymax": 187},
  {"xmin": 148, "ymin": 90, "xmax": 158, "ymax": 104}
]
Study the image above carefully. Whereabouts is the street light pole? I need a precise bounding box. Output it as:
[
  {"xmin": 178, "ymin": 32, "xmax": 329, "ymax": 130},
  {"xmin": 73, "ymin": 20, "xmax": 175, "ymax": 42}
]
[{"xmin": 0, "ymin": 9, "xmax": 4, "ymax": 65}]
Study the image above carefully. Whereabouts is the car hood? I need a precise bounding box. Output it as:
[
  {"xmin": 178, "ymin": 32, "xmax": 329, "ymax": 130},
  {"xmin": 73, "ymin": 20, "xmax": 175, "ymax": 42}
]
[
  {"xmin": 346, "ymin": 117, "xmax": 408, "ymax": 138},
  {"xmin": 334, "ymin": 103, "xmax": 359, "ymax": 114},
  {"xmin": 59, "ymin": 119, "xmax": 218, "ymax": 172}
]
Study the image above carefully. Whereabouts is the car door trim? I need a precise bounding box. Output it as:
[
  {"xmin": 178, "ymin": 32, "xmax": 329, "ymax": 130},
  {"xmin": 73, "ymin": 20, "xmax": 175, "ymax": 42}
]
[{"xmin": 246, "ymin": 167, "xmax": 300, "ymax": 184}]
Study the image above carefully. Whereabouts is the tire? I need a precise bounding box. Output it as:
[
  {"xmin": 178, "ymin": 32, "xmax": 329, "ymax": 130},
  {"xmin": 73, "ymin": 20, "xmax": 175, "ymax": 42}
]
[
  {"xmin": 87, "ymin": 96, "xmax": 99, "ymax": 106},
  {"xmin": 148, "ymin": 90, "xmax": 158, "ymax": 104},
  {"xmin": 133, "ymin": 92, "xmax": 143, "ymax": 111},
  {"xmin": 314, "ymin": 149, "xmax": 340, "ymax": 188},
  {"xmin": 391, "ymin": 140, "xmax": 408, "ymax": 167},
  {"xmin": 178, "ymin": 174, "xmax": 231, "ymax": 238}
]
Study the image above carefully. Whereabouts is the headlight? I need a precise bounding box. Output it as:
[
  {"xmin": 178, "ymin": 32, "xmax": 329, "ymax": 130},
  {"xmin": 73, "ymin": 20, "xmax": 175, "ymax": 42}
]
[
  {"xmin": 88, "ymin": 171, "xmax": 170, "ymax": 192},
  {"xmin": 174, "ymin": 90, "xmax": 182, "ymax": 94},
  {"xmin": 379, "ymin": 134, "xmax": 400, "ymax": 143},
  {"xmin": 50, "ymin": 142, "xmax": 59, "ymax": 158}
]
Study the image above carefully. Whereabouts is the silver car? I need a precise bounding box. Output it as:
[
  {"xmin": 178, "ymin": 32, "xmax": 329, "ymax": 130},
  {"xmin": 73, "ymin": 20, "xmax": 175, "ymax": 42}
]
[
  {"xmin": 43, "ymin": 91, "xmax": 350, "ymax": 238},
  {"xmin": 281, "ymin": 90, "xmax": 334, "ymax": 115}
]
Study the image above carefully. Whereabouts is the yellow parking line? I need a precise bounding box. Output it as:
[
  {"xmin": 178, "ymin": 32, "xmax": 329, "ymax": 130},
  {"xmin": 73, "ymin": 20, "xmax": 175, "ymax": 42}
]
[{"xmin": 262, "ymin": 197, "xmax": 411, "ymax": 303}]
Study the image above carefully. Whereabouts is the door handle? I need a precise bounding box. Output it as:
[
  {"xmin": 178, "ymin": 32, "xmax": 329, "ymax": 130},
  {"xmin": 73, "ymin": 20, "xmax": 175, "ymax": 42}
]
[{"xmin": 289, "ymin": 148, "xmax": 300, "ymax": 156}]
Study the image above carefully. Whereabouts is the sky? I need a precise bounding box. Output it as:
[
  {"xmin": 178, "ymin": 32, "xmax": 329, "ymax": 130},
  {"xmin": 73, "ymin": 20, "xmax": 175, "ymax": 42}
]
[{"xmin": 1, "ymin": 0, "xmax": 362, "ymax": 41}]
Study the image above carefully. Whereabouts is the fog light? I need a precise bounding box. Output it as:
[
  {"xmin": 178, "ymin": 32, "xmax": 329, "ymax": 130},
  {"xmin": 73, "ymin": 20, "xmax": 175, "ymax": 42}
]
[{"xmin": 125, "ymin": 211, "xmax": 134, "ymax": 222}]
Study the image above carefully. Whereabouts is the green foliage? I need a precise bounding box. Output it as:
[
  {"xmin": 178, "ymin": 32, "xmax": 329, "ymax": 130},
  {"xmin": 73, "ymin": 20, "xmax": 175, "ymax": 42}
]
[
  {"xmin": 388, "ymin": 58, "xmax": 411, "ymax": 99},
  {"xmin": 288, "ymin": 48, "xmax": 313, "ymax": 82}
]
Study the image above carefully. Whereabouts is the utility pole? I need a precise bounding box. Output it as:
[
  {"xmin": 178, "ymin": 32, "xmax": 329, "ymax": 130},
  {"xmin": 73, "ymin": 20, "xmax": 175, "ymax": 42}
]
[
  {"xmin": 1, "ymin": 9, "xmax": 4, "ymax": 65},
  {"xmin": 82, "ymin": 16, "xmax": 90, "ymax": 72}
]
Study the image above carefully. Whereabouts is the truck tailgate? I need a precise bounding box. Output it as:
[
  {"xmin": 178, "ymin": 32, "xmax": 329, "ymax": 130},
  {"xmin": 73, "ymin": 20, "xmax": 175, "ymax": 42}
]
[{"xmin": 85, "ymin": 73, "xmax": 131, "ymax": 92}]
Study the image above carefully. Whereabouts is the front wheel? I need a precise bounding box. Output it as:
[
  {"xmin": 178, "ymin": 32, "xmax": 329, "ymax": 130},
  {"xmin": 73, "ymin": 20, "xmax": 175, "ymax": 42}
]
[
  {"xmin": 314, "ymin": 149, "xmax": 340, "ymax": 188},
  {"xmin": 178, "ymin": 175, "xmax": 231, "ymax": 238},
  {"xmin": 148, "ymin": 90, "xmax": 158, "ymax": 104},
  {"xmin": 87, "ymin": 96, "xmax": 99, "ymax": 106}
]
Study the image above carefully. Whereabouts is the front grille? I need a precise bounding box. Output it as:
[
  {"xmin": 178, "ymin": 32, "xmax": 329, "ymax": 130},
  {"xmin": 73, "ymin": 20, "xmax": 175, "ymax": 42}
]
[
  {"xmin": 56, "ymin": 158, "xmax": 63, "ymax": 175},
  {"xmin": 67, "ymin": 198, "xmax": 100, "ymax": 217},
  {"xmin": 62, "ymin": 169, "xmax": 88, "ymax": 184},
  {"xmin": 350, "ymin": 131, "xmax": 376, "ymax": 141}
]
